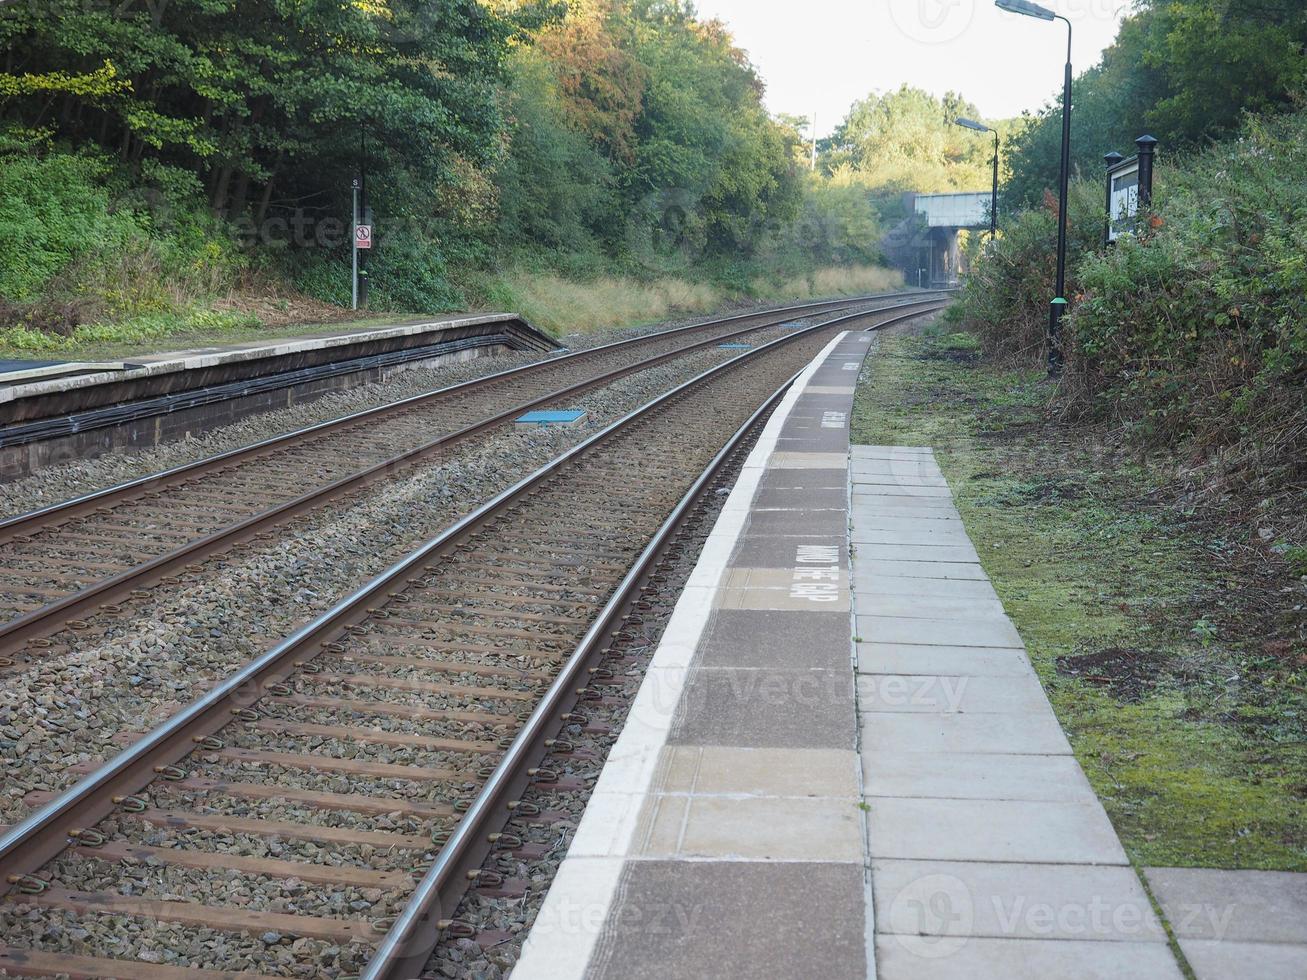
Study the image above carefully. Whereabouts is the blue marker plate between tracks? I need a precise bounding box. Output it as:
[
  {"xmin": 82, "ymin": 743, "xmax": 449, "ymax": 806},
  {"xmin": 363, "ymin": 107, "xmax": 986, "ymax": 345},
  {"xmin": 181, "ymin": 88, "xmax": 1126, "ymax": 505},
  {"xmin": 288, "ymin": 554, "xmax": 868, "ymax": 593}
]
[
  {"xmin": 718, "ymin": 343, "xmax": 753, "ymax": 349},
  {"xmin": 516, "ymin": 410, "xmax": 586, "ymax": 425}
]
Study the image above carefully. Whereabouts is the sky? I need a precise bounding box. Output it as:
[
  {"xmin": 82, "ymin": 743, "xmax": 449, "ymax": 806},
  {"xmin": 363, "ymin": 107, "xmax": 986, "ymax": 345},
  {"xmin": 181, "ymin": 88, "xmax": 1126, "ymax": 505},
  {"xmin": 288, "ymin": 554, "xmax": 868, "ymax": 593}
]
[{"xmin": 692, "ymin": 0, "xmax": 1132, "ymax": 136}]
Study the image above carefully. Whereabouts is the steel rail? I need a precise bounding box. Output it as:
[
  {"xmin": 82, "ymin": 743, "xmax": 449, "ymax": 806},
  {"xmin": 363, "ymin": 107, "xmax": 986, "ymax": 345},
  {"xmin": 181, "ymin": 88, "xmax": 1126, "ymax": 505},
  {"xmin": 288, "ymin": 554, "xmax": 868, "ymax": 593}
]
[
  {"xmin": 0, "ymin": 290, "xmax": 941, "ymax": 540},
  {"xmin": 0, "ymin": 301, "xmax": 941, "ymax": 904},
  {"xmin": 0, "ymin": 295, "xmax": 946, "ymax": 659},
  {"xmin": 359, "ymin": 302, "xmax": 939, "ymax": 978}
]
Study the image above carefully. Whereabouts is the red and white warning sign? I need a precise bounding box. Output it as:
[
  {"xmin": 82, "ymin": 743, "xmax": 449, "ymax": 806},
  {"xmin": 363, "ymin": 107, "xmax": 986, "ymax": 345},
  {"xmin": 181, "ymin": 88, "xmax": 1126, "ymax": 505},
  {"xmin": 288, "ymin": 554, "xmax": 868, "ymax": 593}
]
[{"xmin": 355, "ymin": 224, "xmax": 372, "ymax": 249}]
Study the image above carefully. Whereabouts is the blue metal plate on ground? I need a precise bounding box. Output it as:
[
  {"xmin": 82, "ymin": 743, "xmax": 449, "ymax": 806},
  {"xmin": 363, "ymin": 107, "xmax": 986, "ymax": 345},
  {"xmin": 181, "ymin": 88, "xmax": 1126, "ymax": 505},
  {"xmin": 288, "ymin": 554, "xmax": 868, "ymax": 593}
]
[
  {"xmin": 780, "ymin": 321, "xmax": 807, "ymax": 328},
  {"xmin": 718, "ymin": 343, "xmax": 753, "ymax": 349},
  {"xmin": 516, "ymin": 409, "xmax": 587, "ymax": 425}
]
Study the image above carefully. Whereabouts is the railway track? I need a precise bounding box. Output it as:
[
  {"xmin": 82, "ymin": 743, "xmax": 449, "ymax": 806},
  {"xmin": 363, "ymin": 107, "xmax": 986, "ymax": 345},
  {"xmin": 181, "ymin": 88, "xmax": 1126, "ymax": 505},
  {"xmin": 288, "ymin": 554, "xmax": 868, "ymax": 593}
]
[
  {"xmin": 0, "ymin": 292, "xmax": 945, "ymax": 667},
  {"xmin": 0, "ymin": 301, "xmax": 943, "ymax": 979}
]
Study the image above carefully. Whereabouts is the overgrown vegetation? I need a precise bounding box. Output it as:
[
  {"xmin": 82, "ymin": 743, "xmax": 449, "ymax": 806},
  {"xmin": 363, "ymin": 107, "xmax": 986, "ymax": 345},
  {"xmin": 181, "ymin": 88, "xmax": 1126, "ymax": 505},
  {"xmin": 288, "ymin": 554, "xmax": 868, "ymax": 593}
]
[
  {"xmin": 952, "ymin": 0, "xmax": 1306, "ymax": 497},
  {"xmin": 1002, "ymin": 0, "xmax": 1307, "ymax": 209},
  {"xmin": 854, "ymin": 329, "xmax": 1306, "ymax": 870},
  {"xmin": 955, "ymin": 108, "xmax": 1307, "ymax": 496}
]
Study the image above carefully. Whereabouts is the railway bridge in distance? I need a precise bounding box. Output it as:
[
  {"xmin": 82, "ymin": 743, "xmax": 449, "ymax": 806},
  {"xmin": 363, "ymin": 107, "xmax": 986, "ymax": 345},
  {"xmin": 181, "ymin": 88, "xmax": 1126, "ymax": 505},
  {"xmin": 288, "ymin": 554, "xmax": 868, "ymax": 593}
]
[{"xmin": 889, "ymin": 191, "xmax": 992, "ymax": 287}]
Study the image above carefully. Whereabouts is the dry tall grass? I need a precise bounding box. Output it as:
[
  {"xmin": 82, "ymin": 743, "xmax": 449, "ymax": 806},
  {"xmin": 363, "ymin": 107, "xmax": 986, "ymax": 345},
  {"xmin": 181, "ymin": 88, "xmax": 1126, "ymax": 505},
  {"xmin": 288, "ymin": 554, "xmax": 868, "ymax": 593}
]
[
  {"xmin": 492, "ymin": 264, "xmax": 904, "ymax": 335},
  {"xmin": 755, "ymin": 264, "xmax": 903, "ymax": 302}
]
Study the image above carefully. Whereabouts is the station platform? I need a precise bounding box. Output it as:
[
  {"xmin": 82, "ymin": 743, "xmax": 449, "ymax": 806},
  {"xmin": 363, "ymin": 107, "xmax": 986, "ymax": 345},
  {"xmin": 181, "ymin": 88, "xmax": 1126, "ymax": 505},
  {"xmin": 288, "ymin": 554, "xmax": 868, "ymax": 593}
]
[
  {"xmin": 0, "ymin": 312, "xmax": 557, "ymax": 480},
  {"xmin": 510, "ymin": 331, "xmax": 1229, "ymax": 979}
]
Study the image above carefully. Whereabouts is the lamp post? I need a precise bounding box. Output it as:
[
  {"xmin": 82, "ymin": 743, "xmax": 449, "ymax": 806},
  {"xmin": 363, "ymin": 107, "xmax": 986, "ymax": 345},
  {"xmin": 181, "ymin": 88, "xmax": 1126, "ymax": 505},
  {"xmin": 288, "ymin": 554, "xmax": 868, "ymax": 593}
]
[
  {"xmin": 996, "ymin": 0, "xmax": 1072, "ymax": 377},
  {"xmin": 956, "ymin": 117, "xmax": 999, "ymax": 240}
]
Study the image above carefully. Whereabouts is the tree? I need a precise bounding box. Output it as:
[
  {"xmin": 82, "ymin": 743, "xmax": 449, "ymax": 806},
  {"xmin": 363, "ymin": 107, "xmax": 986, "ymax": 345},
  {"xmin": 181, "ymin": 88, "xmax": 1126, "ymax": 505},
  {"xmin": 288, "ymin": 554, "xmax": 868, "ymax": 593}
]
[{"xmin": 1002, "ymin": 0, "xmax": 1307, "ymax": 210}]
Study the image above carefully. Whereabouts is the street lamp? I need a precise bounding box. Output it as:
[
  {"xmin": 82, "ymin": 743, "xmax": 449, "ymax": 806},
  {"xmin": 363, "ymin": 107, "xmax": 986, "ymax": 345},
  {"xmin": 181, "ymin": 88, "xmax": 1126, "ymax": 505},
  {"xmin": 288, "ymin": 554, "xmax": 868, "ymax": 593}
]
[
  {"xmin": 955, "ymin": 117, "xmax": 999, "ymax": 241},
  {"xmin": 996, "ymin": 0, "xmax": 1072, "ymax": 377}
]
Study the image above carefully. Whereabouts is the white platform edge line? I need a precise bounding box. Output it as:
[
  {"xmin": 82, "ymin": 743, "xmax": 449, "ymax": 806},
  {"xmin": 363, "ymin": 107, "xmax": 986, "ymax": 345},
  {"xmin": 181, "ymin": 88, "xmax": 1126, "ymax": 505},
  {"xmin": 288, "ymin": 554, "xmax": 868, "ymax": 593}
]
[{"xmin": 511, "ymin": 332, "xmax": 852, "ymax": 979}]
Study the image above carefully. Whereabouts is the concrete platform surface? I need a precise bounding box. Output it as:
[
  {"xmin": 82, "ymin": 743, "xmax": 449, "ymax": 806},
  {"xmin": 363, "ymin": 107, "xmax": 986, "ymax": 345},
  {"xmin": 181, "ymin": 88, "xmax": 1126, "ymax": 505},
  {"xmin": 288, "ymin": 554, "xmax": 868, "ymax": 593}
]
[
  {"xmin": 507, "ymin": 335, "xmax": 1285, "ymax": 979},
  {"xmin": 0, "ymin": 312, "xmax": 543, "ymax": 401},
  {"xmin": 1144, "ymin": 867, "xmax": 1307, "ymax": 980}
]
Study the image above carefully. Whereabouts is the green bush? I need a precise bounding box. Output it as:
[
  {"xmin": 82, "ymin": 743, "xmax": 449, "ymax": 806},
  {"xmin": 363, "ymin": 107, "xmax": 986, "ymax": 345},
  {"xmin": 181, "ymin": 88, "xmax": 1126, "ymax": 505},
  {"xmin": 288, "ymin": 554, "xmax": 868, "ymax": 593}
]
[
  {"xmin": 0, "ymin": 146, "xmax": 245, "ymax": 330},
  {"xmin": 953, "ymin": 108, "xmax": 1307, "ymax": 488},
  {"xmin": 1067, "ymin": 111, "xmax": 1307, "ymax": 477},
  {"xmin": 0, "ymin": 151, "xmax": 141, "ymax": 301},
  {"xmin": 947, "ymin": 179, "xmax": 1104, "ymax": 360}
]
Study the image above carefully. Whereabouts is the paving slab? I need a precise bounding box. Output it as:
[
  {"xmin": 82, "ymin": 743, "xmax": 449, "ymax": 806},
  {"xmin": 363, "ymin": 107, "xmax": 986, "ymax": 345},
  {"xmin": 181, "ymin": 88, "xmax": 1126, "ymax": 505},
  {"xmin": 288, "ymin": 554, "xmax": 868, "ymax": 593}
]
[
  {"xmin": 874, "ymin": 859, "xmax": 1166, "ymax": 942},
  {"xmin": 866, "ymin": 797, "xmax": 1128, "ymax": 865},
  {"xmin": 768, "ymin": 451, "xmax": 849, "ymax": 468},
  {"xmin": 858, "ymin": 642, "xmax": 1035, "ymax": 677},
  {"xmin": 862, "ymin": 751, "xmax": 1099, "ymax": 802},
  {"xmin": 855, "ymin": 542, "xmax": 981, "ymax": 563},
  {"xmin": 758, "ymin": 467, "xmax": 847, "ymax": 491},
  {"xmin": 851, "ymin": 474, "xmax": 952, "ymax": 489},
  {"xmin": 857, "ymin": 673, "xmax": 1052, "ymax": 714},
  {"xmin": 851, "ymin": 502, "xmax": 964, "ymax": 520},
  {"xmin": 851, "ymin": 445, "xmax": 935, "ymax": 458},
  {"xmin": 854, "ymin": 559, "xmax": 990, "ymax": 580},
  {"xmin": 653, "ymin": 745, "xmax": 859, "ymax": 798},
  {"xmin": 856, "ymin": 594, "xmax": 1007, "ymax": 619},
  {"xmin": 855, "ymin": 614, "xmax": 1023, "ymax": 648},
  {"xmin": 775, "ymin": 431, "xmax": 851, "ymax": 453},
  {"xmin": 587, "ymin": 862, "xmax": 867, "ymax": 980},
  {"xmin": 716, "ymin": 585, "xmax": 850, "ymax": 612},
  {"xmin": 850, "ymin": 526, "xmax": 974, "ymax": 545},
  {"xmin": 634, "ymin": 794, "xmax": 862, "ymax": 860},
  {"xmin": 854, "ymin": 575, "xmax": 998, "ymax": 600},
  {"xmin": 696, "ymin": 609, "xmax": 852, "ymax": 671},
  {"xmin": 671, "ymin": 667, "xmax": 855, "ymax": 749},
  {"xmin": 730, "ymin": 531, "xmax": 848, "ymax": 568},
  {"xmin": 1144, "ymin": 867, "xmax": 1307, "ymax": 943},
  {"xmin": 850, "ymin": 482, "xmax": 955, "ymax": 498},
  {"xmin": 852, "ymin": 493, "xmax": 960, "ymax": 512},
  {"xmin": 743, "ymin": 508, "xmax": 846, "ymax": 536},
  {"xmin": 849, "ymin": 457, "xmax": 942, "ymax": 477},
  {"xmin": 861, "ymin": 711, "xmax": 1073, "ymax": 755},
  {"xmin": 875, "ymin": 935, "xmax": 1184, "ymax": 980},
  {"xmin": 754, "ymin": 487, "xmax": 847, "ymax": 509},
  {"xmin": 1177, "ymin": 939, "xmax": 1307, "ymax": 980}
]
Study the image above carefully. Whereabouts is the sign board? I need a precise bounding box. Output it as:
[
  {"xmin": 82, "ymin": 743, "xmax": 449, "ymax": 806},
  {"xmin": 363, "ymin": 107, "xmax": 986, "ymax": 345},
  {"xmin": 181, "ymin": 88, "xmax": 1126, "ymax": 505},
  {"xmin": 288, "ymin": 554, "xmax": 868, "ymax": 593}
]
[
  {"xmin": 355, "ymin": 224, "xmax": 372, "ymax": 249},
  {"xmin": 1108, "ymin": 159, "xmax": 1140, "ymax": 242}
]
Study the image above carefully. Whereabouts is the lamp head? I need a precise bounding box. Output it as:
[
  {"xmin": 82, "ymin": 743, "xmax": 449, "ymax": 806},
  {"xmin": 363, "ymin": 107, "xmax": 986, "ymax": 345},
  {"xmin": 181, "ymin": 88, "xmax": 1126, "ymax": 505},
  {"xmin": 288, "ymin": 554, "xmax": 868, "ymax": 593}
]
[
  {"xmin": 955, "ymin": 117, "xmax": 993, "ymax": 133},
  {"xmin": 995, "ymin": 0, "xmax": 1056, "ymax": 20}
]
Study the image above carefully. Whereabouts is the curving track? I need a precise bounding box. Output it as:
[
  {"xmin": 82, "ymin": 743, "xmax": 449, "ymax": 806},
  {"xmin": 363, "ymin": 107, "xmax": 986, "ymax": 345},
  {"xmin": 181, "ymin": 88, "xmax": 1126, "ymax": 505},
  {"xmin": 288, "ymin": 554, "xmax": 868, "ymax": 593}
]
[
  {"xmin": 0, "ymin": 293, "xmax": 946, "ymax": 668},
  {"xmin": 0, "ymin": 301, "xmax": 944, "ymax": 979}
]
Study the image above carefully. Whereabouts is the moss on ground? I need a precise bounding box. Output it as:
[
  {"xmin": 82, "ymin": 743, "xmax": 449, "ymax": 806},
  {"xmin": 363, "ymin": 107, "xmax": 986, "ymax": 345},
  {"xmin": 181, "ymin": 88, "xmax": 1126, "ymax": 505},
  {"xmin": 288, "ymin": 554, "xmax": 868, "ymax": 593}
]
[{"xmin": 852, "ymin": 330, "xmax": 1307, "ymax": 871}]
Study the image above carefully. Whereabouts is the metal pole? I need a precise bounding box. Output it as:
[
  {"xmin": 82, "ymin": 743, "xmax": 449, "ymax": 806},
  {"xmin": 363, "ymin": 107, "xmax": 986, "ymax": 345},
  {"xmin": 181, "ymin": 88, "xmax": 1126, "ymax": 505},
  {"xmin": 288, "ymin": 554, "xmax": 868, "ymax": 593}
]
[
  {"xmin": 990, "ymin": 131, "xmax": 999, "ymax": 240},
  {"xmin": 1135, "ymin": 134, "xmax": 1157, "ymax": 213},
  {"xmin": 351, "ymin": 179, "xmax": 359, "ymax": 310},
  {"xmin": 1047, "ymin": 15, "xmax": 1072, "ymax": 377}
]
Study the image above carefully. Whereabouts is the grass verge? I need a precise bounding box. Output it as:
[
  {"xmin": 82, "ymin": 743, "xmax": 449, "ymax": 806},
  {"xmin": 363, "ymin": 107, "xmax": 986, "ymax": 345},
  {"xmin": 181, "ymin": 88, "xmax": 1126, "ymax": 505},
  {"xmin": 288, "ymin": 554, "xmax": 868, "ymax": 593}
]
[{"xmin": 852, "ymin": 328, "xmax": 1307, "ymax": 871}]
